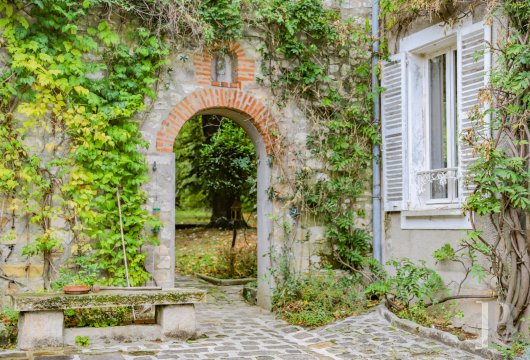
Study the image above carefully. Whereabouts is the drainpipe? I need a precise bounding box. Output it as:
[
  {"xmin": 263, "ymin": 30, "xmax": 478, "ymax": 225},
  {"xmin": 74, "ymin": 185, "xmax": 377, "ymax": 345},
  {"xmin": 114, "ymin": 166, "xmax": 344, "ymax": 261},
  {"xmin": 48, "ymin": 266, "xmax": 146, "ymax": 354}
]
[{"xmin": 371, "ymin": 0, "xmax": 382, "ymax": 263}]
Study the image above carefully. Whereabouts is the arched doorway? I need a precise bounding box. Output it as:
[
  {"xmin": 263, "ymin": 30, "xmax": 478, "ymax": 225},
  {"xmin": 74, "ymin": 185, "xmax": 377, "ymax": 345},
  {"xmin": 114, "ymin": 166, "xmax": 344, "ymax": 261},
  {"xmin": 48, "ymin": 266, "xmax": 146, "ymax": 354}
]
[{"xmin": 148, "ymin": 88, "xmax": 277, "ymax": 309}]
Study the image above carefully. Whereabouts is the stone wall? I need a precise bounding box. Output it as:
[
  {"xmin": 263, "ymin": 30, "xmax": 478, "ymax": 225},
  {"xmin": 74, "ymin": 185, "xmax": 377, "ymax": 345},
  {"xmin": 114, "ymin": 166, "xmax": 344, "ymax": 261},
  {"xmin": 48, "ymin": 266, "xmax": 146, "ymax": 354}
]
[{"xmin": 0, "ymin": 3, "xmax": 373, "ymax": 309}]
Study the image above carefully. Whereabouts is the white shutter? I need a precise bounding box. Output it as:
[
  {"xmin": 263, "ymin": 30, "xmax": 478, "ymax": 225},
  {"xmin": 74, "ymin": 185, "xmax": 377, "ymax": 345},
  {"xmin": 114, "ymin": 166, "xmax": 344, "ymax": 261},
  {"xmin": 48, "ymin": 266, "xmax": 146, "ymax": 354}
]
[
  {"xmin": 458, "ymin": 23, "xmax": 490, "ymax": 198},
  {"xmin": 382, "ymin": 53, "xmax": 407, "ymax": 211}
]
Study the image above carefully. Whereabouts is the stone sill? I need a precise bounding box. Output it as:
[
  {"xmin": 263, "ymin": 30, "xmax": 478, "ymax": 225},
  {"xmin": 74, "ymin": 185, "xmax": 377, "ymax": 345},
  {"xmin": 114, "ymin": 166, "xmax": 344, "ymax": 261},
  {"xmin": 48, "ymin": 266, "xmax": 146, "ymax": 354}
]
[
  {"xmin": 211, "ymin": 81, "xmax": 241, "ymax": 88},
  {"xmin": 12, "ymin": 288, "xmax": 206, "ymax": 312}
]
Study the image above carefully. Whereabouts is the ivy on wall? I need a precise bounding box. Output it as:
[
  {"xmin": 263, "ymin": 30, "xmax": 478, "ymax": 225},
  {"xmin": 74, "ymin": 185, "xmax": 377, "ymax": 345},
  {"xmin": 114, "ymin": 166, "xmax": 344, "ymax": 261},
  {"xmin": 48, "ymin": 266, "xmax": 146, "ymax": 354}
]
[
  {"xmin": 0, "ymin": 0, "xmax": 381, "ymax": 292},
  {"xmin": 0, "ymin": 0, "xmax": 167, "ymax": 287},
  {"xmin": 254, "ymin": 0, "xmax": 378, "ymax": 277}
]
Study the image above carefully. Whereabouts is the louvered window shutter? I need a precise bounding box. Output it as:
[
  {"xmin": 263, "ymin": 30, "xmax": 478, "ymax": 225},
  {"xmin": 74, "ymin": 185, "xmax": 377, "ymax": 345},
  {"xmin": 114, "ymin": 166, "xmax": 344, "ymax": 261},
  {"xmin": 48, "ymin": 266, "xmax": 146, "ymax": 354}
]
[
  {"xmin": 458, "ymin": 23, "xmax": 490, "ymax": 198},
  {"xmin": 381, "ymin": 53, "xmax": 407, "ymax": 211}
]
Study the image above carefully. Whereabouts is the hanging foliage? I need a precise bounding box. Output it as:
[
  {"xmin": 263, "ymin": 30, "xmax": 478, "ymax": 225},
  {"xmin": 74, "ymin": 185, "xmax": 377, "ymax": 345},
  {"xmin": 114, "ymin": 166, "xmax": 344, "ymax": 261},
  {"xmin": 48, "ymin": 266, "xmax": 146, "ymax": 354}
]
[
  {"xmin": 0, "ymin": 0, "xmax": 167, "ymax": 286},
  {"xmin": 254, "ymin": 0, "xmax": 377, "ymax": 277}
]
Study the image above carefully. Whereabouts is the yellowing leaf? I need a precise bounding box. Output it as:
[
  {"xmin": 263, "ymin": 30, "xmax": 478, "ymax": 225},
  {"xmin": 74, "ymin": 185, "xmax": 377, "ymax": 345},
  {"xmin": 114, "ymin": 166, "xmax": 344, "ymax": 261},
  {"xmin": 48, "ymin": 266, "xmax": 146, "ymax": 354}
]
[
  {"xmin": 45, "ymin": 143, "xmax": 55, "ymax": 152},
  {"xmin": 74, "ymin": 86, "xmax": 89, "ymax": 95}
]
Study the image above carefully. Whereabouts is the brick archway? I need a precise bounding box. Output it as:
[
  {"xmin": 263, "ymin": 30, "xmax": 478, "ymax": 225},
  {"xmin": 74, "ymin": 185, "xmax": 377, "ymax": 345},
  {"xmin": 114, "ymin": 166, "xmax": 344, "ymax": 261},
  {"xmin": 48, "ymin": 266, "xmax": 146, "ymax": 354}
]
[
  {"xmin": 154, "ymin": 87, "xmax": 277, "ymax": 309},
  {"xmin": 156, "ymin": 88, "xmax": 277, "ymax": 153}
]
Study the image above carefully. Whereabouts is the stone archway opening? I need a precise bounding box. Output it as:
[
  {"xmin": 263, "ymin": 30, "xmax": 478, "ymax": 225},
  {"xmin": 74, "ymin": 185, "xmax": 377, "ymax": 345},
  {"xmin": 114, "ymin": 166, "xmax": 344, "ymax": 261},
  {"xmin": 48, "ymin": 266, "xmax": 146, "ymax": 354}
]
[{"xmin": 150, "ymin": 88, "xmax": 277, "ymax": 309}]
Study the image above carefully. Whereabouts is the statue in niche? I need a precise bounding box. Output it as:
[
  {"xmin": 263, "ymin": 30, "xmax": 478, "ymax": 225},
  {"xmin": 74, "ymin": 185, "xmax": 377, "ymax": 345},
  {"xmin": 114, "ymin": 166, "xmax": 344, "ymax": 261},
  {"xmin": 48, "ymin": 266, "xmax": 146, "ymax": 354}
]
[{"xmin": 212, "ymin": 52, "xmax": 236, "ymax": 84}]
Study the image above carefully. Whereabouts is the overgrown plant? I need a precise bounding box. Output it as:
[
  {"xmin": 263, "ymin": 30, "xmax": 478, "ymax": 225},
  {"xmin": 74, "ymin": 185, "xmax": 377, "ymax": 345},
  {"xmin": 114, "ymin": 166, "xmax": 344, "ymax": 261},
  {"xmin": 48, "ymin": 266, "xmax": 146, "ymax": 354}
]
[
  {"xmin": 253, "ymin": 0, "xmax": 377, "ymax": 277},
  {"xmin": 462, "ymin": 1, "xmax": 530, "ymax": 342},
  {"xmin": 95, "ymin": 0, "xmax": 244, "ymax": 49},
  {"xmin": 364, "ymin": 259, "xmax": 467, "ymax": 331},
  {"xmin": 273, "ymin": 269, "xmax": 367, "ymax": 327},
  {"xmin": 0, "ymin": 307, "xmax": 18, "ymax": 348},
  {"xmin": 380, "ymin": 0, "xmax": 484, "ymax": 46},
  {"xmin": 0, "ymin": 0, "xmax": 166, "ymax": 286},
  {"xmin": 365, "ymin": 258, "xmax": 446, "ymax": 308}
]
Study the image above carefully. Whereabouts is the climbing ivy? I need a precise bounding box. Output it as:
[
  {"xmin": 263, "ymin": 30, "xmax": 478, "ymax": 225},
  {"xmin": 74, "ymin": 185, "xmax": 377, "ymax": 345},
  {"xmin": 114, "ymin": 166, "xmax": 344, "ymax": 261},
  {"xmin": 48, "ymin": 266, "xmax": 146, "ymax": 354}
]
[
  {"xmin": 254, "ymin": 0, "xmax": 378, "ymax": 276},
  {"xmin": 0, "ymin": 0, "xmax": 167, "ymax": 287},
  {"xmin": 0, "ymin": 0, "xmax": 378, "ymax": 291}
]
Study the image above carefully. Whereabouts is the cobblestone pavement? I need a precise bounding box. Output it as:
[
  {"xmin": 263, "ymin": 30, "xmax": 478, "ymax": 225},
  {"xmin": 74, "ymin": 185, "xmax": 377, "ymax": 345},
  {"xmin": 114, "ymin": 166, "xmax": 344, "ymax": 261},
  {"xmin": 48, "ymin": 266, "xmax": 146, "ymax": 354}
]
[{"xmin": 4, "ymin": 275, "xmax": 484, "ymax": 360}]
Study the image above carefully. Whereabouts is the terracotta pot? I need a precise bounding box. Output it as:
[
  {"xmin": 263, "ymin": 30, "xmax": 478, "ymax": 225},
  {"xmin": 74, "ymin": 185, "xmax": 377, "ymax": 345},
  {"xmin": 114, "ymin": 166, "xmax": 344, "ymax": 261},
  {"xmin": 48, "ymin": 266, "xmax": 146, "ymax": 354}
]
[{"xmin": 63, "ymin": 285, "xmax": 90, "ymax": 295}]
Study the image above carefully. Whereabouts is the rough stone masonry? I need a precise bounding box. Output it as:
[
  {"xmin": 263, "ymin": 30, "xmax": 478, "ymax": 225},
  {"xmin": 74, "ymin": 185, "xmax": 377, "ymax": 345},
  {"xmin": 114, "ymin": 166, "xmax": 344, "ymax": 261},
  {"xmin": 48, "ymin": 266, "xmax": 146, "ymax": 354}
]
[{"xmin": 0, "ymin": 1, "xmax": 373, "ymax": 309}]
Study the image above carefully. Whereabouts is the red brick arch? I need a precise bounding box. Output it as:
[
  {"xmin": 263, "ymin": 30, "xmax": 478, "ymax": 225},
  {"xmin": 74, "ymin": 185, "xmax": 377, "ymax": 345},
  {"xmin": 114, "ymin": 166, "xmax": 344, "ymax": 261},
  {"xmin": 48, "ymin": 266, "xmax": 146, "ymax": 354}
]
[{"xmin": 156, "ymin": 88, "xmax": 278, "ymax": 153}]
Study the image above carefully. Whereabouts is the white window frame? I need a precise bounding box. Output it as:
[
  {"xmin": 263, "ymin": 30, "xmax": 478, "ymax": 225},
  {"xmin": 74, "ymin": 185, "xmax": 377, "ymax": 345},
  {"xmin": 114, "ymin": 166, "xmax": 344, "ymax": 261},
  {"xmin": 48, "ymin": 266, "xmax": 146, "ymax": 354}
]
[
  {"xmin": 423, "ymin": 46, "xmax": 458, "ymax": 205},
  {"xmin": 399, "ymin": 20, "xmax": 473, "ymax": 229}
]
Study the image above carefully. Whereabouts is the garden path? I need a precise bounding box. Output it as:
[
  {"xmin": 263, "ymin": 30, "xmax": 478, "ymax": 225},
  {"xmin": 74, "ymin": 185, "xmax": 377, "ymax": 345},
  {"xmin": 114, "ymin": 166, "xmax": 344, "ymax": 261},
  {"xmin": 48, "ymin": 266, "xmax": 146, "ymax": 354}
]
[{"xmin": 4, "ymin": 274, "xmax": 484, "ymax": 360}]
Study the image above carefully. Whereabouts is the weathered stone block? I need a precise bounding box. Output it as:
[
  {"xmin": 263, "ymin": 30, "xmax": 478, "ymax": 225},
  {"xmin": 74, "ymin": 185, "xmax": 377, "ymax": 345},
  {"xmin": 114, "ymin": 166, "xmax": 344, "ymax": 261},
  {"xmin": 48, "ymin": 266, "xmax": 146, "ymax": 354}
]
[
  {"xmin": 18, "ymin": 310, "xmax": 63, "ymax": 350},
  {"xmin": 156, "ymin": 256, "xmax": 171, "ymax": 270},
  {"xmin": 156, "ymin": 304, "xmax": 196, "ymax": 340},
  {"xmin": 0, "ymin": 264, "xmax": 43, "ymax": 278},
  {"xmin": 12, "ymin": 288, "xmax": 205, "ymax": 312}
]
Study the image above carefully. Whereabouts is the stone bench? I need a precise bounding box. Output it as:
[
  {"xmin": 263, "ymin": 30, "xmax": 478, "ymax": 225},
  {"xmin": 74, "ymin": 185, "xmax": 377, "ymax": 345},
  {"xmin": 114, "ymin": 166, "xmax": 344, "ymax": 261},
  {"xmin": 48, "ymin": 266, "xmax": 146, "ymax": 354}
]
[{"xmin": 12, "ymin": 288, "xmax": 206, "ymax": 350}]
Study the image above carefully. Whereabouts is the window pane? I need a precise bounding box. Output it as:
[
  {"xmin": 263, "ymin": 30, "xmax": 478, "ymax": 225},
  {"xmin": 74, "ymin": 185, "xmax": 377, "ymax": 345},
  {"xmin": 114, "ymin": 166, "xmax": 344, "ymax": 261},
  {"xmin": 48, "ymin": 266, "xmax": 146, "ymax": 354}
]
[{"xmin": 429, "ymin": 54, "xmax": 448, "ymax": 199}]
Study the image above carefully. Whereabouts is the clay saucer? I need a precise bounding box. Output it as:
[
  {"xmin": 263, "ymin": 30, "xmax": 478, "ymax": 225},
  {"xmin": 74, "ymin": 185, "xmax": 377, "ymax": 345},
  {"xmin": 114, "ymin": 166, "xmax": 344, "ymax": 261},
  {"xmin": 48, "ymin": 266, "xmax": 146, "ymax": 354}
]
[{"xmin": 63, "ymin": 285, "xmax": 91, "ymax": 295}]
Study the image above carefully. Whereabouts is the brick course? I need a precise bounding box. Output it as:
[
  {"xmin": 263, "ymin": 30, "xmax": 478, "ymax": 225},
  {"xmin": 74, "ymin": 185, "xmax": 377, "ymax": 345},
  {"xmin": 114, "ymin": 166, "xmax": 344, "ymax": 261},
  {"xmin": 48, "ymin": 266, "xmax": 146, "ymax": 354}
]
[
  {"xmin": 156, "ymin": 87, "xmax": 278, "ymax": 154},
  {"xmin": 193, "ymin": 43, "xmax": 256, "ymax": 89}
]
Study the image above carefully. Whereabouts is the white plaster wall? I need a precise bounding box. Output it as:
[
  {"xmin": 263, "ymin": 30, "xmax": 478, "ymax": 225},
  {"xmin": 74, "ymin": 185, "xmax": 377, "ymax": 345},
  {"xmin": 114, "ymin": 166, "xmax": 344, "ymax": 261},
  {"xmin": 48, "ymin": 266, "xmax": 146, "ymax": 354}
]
[{"xmin": 384, "ymin": 212, "xmax": 497, "ymax": 334}]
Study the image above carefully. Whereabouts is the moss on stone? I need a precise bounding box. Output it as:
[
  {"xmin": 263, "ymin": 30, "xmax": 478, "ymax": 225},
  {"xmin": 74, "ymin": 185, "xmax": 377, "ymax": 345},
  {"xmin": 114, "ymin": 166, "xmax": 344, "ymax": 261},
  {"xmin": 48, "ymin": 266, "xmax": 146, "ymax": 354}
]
[{"xmin": 12, "ymin": 288, "xmax": 206, "ymax": 312}]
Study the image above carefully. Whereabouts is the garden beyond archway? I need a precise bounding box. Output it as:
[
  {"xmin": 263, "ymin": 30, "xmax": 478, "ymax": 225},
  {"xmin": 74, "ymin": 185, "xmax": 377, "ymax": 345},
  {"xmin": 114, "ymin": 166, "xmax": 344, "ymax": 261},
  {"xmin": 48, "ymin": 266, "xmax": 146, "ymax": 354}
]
[{"xmin": 146, "ymin": 88, "xmax": 278, "ymax": 309}]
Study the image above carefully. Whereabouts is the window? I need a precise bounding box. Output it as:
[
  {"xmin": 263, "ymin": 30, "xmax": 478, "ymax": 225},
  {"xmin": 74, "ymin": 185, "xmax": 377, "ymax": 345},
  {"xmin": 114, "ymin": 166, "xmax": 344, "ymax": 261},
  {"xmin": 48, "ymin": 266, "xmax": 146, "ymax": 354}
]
[
  {"xmin": 381, "ymin": 20, "xmax": 490, "ymax": 221},
  {"xmin": 419, "ymin": 48, "xmax": 459, "ymax": 203},
  {"xmin": 381, "ymin": 17, "xmax": 486, "ymax": 229}
]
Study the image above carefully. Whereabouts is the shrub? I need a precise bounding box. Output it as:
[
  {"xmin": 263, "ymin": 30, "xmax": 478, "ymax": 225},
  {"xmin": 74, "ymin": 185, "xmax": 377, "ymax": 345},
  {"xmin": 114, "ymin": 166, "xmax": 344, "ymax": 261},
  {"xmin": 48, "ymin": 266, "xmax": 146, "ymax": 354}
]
[
  {"xmin": 273, "ymin": 269, "xmax": 367, "ymax": 327},
  {"xmin": 365, "ymin": 258, "xmax": 462, "ymax": 330},
  {"xmin": 365, "ymin": 258, "xmax": 445, "ymax": 307},
  {"xmin": 0, "ymin": 308, "xmax": 18, "ymax": 348},
  {"xmin": 75, "ymin": 335, "xmax": 90, "ymax": 347}
]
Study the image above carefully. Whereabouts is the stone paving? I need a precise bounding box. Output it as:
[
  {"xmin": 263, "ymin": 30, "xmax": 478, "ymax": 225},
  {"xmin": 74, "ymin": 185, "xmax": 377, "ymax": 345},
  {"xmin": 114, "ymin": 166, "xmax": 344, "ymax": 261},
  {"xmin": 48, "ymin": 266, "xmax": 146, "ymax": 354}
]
[{"xmin": 2, "ymin": 275, "xmax": 485, "ymax": 360}]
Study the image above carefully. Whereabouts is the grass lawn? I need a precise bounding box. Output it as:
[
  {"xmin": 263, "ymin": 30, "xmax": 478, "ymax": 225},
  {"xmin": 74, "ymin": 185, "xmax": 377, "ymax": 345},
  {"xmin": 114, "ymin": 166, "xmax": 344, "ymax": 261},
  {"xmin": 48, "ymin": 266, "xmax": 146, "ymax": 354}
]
[
  {"xmin": 175, "ymin": 208, "xmax": 257, "ymax": 227},
  {"xmin": 175, "ymin": 208, "xmax": 211, "ymax": 225},
  {"xmin": 175, "ymin": 226, "xmax": 257, "ymax": 279}
]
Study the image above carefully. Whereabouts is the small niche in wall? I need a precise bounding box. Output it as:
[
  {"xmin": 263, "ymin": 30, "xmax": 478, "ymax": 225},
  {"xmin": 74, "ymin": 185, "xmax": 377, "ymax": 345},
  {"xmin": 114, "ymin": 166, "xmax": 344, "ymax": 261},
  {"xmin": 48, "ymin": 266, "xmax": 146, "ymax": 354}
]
[{"xmin": 211, "ymin": 51, "xmax": 239, "ymax": 88}]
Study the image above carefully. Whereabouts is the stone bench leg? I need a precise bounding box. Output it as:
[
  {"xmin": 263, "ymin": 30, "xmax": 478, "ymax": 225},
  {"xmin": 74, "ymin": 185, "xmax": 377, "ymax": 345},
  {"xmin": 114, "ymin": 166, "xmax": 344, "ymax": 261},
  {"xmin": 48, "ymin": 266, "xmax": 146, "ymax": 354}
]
[
  {"xmin": 18, "ymin": 310, "xmax": 64, "ymax": 350},
  {"xmin": 156, "ymin": 304, "xmax": 196, "ymax": 340}
]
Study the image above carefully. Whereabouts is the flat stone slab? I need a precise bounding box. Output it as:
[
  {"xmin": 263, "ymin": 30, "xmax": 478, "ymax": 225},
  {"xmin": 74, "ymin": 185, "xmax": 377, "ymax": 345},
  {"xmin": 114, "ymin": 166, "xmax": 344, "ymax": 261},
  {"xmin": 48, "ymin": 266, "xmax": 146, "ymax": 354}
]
[{"xmin": 12, "ymin": 288, "xmax": 206, "ymax": 311}]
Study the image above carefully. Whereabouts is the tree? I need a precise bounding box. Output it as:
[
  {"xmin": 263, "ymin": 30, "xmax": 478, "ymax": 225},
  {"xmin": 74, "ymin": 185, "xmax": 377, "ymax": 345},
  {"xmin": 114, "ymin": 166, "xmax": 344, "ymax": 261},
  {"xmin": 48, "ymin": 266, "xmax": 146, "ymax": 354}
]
[
  {"xmin": 198, "ymin": 119, "xmax": 256, "ymax": 228},
  {"xmin": 174, "ymin": 116, "xmax": 257, "ymax": 228}
]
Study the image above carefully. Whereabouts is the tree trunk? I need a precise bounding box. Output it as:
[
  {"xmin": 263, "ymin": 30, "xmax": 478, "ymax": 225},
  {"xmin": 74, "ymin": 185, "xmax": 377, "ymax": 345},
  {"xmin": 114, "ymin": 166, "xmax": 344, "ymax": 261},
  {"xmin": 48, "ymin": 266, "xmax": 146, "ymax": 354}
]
[
  {"xmin": 42, "ymin": 249, "xmax": 52, "ymax": 290},
  {"xmin": 209, "ymin": 192, "xmax": 247, "ymax": 229},
  {"xmin": 201, "ymin": 115, "xmax": 223, "ymax": 143}
]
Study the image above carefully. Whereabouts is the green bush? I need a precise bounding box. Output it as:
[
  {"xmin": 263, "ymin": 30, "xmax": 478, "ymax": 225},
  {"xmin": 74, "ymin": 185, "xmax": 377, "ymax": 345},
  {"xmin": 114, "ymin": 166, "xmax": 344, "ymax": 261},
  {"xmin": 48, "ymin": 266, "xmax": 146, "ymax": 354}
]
[
  {"xmin": 273, "ymin": 269, "xmax": 366, "ymax": 327},
  {"xmin": 365, "ymin": 258, "xmax": 445, "ymax": 307},
  {"xmin": 0, "ymin": 308, "xmax": 18, "ymax": 348},
  {"xmin": 64, "ymin": 307, "xmax": 132, "ymax": 328},
  {"xmin": 75, "ymin": 335, "xmax": 90, "ymax": 347},
  {"xmin": 365, "ymin": 258, "xmax": 457, "ymax": 329}
]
